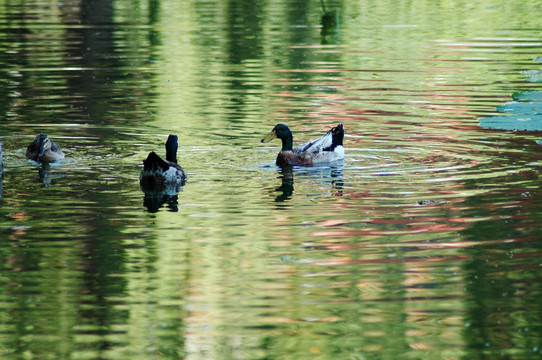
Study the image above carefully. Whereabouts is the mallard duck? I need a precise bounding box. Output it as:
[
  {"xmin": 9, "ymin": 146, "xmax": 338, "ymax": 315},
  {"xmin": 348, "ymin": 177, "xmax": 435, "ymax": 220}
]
[
  {"xmin": 140, "ymin": 134, "xmax": 187, "ymax": 188},
  {"xmin": 26, "ymin": 133, "xmax": 65, "ymax": 162},
  {"xmin": 261, "ymin": 123, "xmax": 345, "ymax": 166}
]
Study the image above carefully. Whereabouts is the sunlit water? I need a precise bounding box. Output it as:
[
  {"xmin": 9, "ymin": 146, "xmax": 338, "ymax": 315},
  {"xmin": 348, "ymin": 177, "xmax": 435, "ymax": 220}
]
[{"xmin": 1, "ymin": 0, "xmax": 542, "ymax": 359}]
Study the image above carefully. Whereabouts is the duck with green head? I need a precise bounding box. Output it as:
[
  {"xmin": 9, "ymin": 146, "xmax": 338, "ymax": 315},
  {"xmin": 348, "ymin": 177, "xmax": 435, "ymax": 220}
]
[
  {"xmin": 261, "ymin": 123, "xmax": 345, "ymax": 166},
  {"xmin": 140, "ymin": 134, "xmax": 187, "ymax": 189},
  {"xmin": 26, "ymin": 134, "xmax": 65, "ymax": 162}
]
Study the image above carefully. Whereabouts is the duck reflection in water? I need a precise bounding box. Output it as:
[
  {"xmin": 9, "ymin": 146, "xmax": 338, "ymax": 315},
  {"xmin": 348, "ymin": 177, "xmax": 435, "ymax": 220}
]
[
  {"xmin": 330, "ymin": 165, "xmax": 344, "ymax": 196},
  {"xmin": 140, "ymin": 134, "xmax": 187, "ymax": 213},
  {"xmin": 38, "ymin": 163, "xmax": 53, "ymax": 187},
  {"xmin": 142, "ymin": 186, "xmax": 181, "ymax": 213},
  {"xmin": 30, "ymin": 162, "xmax": 65, "ymax": 188},
  {"xmin": 273, "ymin": 163, "xmax": 345, "ymax": 203},
  {"xmin": 275, "ymin": 165, "xmax": 294, "ymax": 203}
]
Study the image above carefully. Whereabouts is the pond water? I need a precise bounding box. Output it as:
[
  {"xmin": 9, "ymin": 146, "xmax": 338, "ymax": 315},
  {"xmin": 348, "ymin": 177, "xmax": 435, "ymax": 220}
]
[{"xmin": 1, "ymin": 0, "xmax": 542, "ymax": 359}]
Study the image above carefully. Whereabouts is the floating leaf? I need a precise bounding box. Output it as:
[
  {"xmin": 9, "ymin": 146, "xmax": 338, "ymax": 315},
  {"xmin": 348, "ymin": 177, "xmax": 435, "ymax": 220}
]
[
  {"xmin": 521, "ymin": 70, "xmax": 542, "ymax": 76},
  {"xmin": 478, "ymin": 115, "xmax": 542, "ymax": 131},
  {"xmin": 521, "ymin": 70, "xmax": 542, "ymax": 83},
  {"xmin": 496, "ymin": 101, "xmax": 542, "ymax": 115},
  {"xmin": 512, "ymin": 90, "xmax": 542, "ymax": 101}
]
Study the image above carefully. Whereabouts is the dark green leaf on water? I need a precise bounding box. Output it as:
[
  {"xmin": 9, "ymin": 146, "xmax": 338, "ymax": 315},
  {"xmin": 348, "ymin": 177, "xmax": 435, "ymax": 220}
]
[
  {"xmin": 496, "ymin": 101, "xmax": 542, "ymax": 115},
  {"xmin": 512, "ymin": 90, "xmax": 542, "ymax": 101},
  {"xmin": 479, "ymin": 115, "xmax": 542, "ymax": 131}
]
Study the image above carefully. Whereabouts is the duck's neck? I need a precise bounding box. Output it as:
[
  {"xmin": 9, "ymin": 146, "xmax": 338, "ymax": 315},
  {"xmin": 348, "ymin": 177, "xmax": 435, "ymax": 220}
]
[
  {"xmin": 280, "ymin": 134, "xmax": 293, "ymax": 152},
  {"xmin": 166, "ymin": 145, "xmax": 177, "ymax": 163}
]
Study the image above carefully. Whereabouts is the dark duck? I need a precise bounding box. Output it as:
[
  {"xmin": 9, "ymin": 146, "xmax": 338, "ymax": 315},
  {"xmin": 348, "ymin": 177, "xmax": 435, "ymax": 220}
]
[
  {"xmin": 26, "ymin": 134, "xmax": 65, "ymax": 162},
  {"xmin": 261, "ymin": 123, "xmax": 344, "ymax": 166},
  {"xmin": 140, "ymin": 134, "xmax": 187, "ymax": 188}
]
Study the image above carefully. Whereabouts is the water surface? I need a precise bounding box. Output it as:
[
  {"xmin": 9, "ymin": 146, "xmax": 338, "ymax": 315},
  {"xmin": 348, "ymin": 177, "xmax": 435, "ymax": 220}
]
[{"xmin": 1, "ymin": 0, "xmax": 542, "ymax": 359}]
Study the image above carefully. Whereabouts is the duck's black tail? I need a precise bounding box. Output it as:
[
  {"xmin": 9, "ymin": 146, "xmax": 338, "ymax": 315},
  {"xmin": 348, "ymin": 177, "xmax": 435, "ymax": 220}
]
[
  {"xmin": 323, "ymin": 123, "xmax": 344, "ymax": 151},
  {"xmin": 331, "ymin": 123, "xmax": 344, "ymax": 146},
  {"xmin": 143, "ymin": 151, "xmax": 170, "ymax": 173}
]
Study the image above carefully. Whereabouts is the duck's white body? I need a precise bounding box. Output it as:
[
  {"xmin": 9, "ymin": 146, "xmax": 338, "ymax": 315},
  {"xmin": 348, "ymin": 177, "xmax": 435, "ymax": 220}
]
[{"xmin": 291, "ymin": 128, "xmax": 345, "ymax": 164}]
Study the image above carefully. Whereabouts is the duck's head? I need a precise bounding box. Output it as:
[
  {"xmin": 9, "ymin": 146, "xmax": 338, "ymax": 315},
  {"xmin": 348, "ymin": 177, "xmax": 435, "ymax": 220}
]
[
  {"xmin": 32, "ymin": 133, "xmax": 52, "ymax": 157},
  {"xmin": 261, "ymin": 124, "xmax": 293, "ymax": 151}
]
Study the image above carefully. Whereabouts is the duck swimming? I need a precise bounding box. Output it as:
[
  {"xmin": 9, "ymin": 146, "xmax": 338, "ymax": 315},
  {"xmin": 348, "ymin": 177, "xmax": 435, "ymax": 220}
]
[
  {"xmin": 140, "ymin": 134, "xmax": 187, "ymax": 188},
  {"xmin": 261, "ymin": 123, "xmax": 345, "ymax": 166},
  {"xmin": 26, "ymin": 133, "xmax": 65, "ymax": 162}
]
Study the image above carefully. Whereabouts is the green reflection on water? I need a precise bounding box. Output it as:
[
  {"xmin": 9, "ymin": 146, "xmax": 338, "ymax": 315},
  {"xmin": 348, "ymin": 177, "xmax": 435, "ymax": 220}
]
[{"xmin": 0, "ymin": 0, "xmax": 542, "ymax": 359}]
